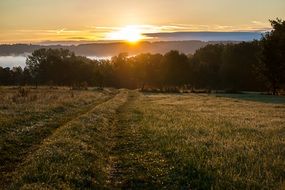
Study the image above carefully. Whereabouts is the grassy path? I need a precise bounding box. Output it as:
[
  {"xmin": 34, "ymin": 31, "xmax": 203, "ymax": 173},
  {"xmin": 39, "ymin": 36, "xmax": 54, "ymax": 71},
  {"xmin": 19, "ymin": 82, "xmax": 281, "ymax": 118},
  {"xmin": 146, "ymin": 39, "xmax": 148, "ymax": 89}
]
[
  {"xmin": 9, "ymin": 90, "xmax": 128, "ymax": 189},
  {"xmin": 2, "ymin": 90, "xmax": 284, "ymax": 189},
  {"xmin": 107, "ymin": 91, "xmax": 141, "ymax": 188},
  {"xmin": 8, "ymin": 90, "xmax": 174, "ymax": 189},
  {"xmin": 107, "ymin": 91, "xmax": 172, "ymax": 189},
  {"xmin": 107, "ymin": 92, "xmax": 285, "ymax": 189},
  {"xmin": 1, "ymin": 90, "xmax": 116, "ymax": 188}
]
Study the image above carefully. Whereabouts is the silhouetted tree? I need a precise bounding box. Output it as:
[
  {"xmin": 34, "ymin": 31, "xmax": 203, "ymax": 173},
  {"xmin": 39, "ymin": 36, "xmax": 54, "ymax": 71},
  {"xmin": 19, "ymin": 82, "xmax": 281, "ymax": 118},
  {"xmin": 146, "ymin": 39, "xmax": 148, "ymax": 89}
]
[
  {"xmin": 162, "ymin": 50, "xmax": 189, "ymax": 87},
  {"xmin": 2, "ymin": 19, "xmax": 284, "ymax": 94},
  {"xmin": 112, "ymin": 53, "xmax": 136, "ymax": 88},
  {"xmin": 26, "ymin": 48, "xmax": 98, "ymax": 86},
  {"xmin": 258, "ymin": 18, "xmax": 285, "ymax": 94},
  {"xmin": 191, "ymin": 44, "xmax": 224, "ymax": 89},
  {"xmin": 221, "ymin": 42, "xmax": 262, "ymax": 91},
  {"xmin": 0, "ymin": 67, "xmax": 12, "ymax": 85}
]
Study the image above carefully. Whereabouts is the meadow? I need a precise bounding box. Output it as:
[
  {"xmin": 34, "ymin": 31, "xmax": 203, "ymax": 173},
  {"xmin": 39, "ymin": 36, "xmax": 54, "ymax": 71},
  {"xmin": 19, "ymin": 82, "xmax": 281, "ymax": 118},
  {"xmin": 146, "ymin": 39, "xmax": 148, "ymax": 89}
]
[{"xmin": 0, "ymin": 87, "xmax": 284, "ymax": 189}]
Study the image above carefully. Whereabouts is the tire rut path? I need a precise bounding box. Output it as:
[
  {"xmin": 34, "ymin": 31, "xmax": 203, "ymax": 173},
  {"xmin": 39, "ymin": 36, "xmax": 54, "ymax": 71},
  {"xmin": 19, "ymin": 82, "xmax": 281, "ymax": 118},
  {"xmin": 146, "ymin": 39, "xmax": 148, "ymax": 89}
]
[
  {"xmin": 1, "ymin": 92, "xmax": 116, "ymax": 189},
  {"xmin": 106, "ymin": 91, "xmax": 143, "ymax": 189}
]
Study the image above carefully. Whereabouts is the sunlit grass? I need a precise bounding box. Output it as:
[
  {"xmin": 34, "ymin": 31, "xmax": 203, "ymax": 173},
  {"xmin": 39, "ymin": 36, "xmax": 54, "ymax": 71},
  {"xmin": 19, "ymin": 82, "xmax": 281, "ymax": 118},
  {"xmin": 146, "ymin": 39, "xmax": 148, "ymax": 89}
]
[
  {"xmin": 10, "ymin": 90, "xmax": 128, "ymax": 189},
  {"xmin": 1, "ymin": 88, "xmax": 284, "ymax": 189},
  {"xmin": 0, "ymin": 86, "xmax": 116, "ymax": 188},
  {"xmin": 133, "ymin": 93, "xmax": 285, "ymax": 189}
]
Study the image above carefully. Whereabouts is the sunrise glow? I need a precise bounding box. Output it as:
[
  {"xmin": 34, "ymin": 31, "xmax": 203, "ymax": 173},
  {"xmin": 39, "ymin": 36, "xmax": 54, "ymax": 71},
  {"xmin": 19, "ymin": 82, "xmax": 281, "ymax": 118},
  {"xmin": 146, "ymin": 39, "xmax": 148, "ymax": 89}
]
[
  {"xmin": 106, "ymin": 26, "xmax": 145, "ymax": 43},
  {"xmin": 0, "ymin": 0, "xmax": 284, "ymax": 43}
]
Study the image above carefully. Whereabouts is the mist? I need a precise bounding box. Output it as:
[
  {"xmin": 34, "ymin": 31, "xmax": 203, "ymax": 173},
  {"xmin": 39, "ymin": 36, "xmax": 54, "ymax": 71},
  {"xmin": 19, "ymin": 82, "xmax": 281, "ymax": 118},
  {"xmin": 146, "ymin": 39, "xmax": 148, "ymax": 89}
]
[{"xmin": 0, "ymin": 56, "xmax": 27, "ymax": 68}]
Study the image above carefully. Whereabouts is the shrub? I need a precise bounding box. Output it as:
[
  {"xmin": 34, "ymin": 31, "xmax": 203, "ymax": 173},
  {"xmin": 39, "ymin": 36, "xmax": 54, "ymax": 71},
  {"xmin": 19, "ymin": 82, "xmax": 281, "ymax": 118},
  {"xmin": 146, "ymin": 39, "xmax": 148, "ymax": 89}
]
[{"xmin": 71, "ymin": 82, "xmax": 88, "ymax": 90}]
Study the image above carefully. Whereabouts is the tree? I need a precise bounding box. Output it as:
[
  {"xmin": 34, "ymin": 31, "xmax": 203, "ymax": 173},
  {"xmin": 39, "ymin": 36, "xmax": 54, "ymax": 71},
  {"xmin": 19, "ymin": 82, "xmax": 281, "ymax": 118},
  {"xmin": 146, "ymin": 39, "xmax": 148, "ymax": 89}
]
[
  {"xmin": 132, "ymin": 53, "xmax": 151, "ymax": 90},
  {"xmin": 259, "ymin": 18, "xmax": 285, "ymax": 94},
  {"xmin": 0, "ymin": 67, "xmax": 12, "ymax": 85},
  {"xmin": 26, "ymin": 48, "xmax": 98, "ymax": 86},
  {"xmin": 162, "ymin": 50, "xmax": 189, "ymax": 87},
  {"xmin": 221, "ymin": 42, "xmax": 262, "ymax": 91},
  {"xmin": 11, "ymin": 67, "xmax": 24, "ymax": 85},
  {"xmin": 112, "ymin": 53, "xmax": 135, "ymax": 88},
  {"xmin": 190, "ymin": 44, "xmax": 224, "ymax": 89}
]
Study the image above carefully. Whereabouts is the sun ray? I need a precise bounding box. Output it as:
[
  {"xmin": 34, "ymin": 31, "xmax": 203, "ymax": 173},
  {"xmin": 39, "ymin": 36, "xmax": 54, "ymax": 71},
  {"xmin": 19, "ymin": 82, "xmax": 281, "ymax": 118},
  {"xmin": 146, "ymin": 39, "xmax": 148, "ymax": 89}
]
[{"xmin": 106, "ymin": 25, "xmax": 144, "ymax": 43}]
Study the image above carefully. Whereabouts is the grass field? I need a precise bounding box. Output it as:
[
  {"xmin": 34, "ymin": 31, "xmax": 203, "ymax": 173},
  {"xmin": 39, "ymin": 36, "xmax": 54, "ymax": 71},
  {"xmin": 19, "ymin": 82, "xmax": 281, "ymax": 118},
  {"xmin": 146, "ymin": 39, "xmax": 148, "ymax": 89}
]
[{"xmin": 0, "ymin": 87, "xmax": 285, "ymax": 189}]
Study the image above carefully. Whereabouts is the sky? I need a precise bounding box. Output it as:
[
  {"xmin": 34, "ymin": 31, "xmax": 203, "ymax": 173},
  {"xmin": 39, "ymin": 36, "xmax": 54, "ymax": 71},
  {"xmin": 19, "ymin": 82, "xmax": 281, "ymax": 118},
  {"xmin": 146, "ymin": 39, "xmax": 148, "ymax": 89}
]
[{"xmin": 0, "ymin": 0, "xmax": 285, "ymax": 44}]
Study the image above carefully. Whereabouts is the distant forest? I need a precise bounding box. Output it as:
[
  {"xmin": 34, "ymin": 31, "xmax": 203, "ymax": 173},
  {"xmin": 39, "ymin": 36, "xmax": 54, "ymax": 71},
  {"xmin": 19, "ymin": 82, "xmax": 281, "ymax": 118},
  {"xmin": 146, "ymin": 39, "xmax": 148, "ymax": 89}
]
[
  {"xmin": 0, "ymin": 19, "xmax": 284, "ymax": 94},
  {"xmin": 0, "ymin": 41, "xmax": 236, "ymax": 56}
]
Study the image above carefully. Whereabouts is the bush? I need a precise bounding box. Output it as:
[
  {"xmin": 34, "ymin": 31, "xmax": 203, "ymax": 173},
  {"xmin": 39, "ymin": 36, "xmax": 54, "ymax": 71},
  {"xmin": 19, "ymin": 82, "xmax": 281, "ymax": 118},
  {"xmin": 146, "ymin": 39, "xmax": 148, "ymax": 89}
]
[{"xmin": 71, "ymin": 82, "xmax": 88, "ymax": 90}]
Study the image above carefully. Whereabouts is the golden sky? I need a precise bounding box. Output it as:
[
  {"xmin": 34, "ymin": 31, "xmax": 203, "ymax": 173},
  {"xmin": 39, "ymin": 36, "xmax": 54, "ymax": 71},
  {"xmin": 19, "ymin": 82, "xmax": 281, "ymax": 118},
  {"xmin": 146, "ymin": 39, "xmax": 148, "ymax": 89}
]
[{"xmin": 0, "ymin": 0, "xmax": 285, "ymax": 43}]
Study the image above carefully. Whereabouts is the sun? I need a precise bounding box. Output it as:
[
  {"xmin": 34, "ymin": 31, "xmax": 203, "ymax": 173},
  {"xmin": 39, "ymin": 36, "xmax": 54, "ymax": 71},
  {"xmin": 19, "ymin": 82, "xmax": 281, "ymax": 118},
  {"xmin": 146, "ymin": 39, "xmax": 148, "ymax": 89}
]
[{"xmin": 106, "ymin": 25, "xmax": 144, "ymax": 43}]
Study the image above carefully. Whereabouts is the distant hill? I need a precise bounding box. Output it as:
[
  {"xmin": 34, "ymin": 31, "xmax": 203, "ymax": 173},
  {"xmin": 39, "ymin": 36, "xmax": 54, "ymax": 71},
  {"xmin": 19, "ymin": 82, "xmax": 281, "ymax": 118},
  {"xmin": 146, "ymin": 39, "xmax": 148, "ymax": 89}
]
[
  {"xmin": 144, "ymin": 32, "xmax": 262, "ymax": 41},
  {"xmin": 0, "ymin": 41, "xmax": 240, "ymax": 57}
]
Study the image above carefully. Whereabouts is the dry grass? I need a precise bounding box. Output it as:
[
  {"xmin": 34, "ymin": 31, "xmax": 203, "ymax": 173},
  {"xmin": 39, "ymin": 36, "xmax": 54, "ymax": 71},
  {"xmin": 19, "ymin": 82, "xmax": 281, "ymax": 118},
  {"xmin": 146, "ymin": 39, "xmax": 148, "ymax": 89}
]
[
  {"xmin": 0, "ymin": 86, "xmax": 117, "ymax": 188},
  {"xmin": 133, "ymin": 93, "xmax": 285, "ymax": 189},
  {"xmin": 9, "ymin": 89, "xmax": 129, "ymax": 189},
  {"xmin": 1, "ymin": 87, "xmax": 284, "ymax": 189}
]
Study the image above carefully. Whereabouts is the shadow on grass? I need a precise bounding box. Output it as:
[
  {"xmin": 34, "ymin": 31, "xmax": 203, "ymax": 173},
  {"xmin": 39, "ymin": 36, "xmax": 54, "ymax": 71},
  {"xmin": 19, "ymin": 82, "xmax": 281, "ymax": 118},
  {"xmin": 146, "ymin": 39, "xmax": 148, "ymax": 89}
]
[{"xmin": 214, "ymin": 92, "xmax": 285, "ymax": 104}]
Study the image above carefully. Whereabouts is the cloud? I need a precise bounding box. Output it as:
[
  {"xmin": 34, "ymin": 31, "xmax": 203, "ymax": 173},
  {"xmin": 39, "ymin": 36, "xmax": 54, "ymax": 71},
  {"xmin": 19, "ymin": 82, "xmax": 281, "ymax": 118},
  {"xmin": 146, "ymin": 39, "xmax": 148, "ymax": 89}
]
[
  {"xmin": 66, "ymin": 36, "xmax": 90, "ymax": 40},
  {"xmin": 56, "ymin": 28, "xmax": 65, "ymax": 34},
  {"xmin": 1, "ymin": 22, "xmax": 272, "ymax": 44}
]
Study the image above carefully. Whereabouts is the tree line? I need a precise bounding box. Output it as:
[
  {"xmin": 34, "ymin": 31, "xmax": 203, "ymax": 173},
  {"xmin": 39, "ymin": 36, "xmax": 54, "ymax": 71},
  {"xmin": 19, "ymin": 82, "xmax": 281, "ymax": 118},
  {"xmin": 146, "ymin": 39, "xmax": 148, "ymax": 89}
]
[{"xmin": 1, "ymin": 19, "xmax": 284, "ymax": 94}]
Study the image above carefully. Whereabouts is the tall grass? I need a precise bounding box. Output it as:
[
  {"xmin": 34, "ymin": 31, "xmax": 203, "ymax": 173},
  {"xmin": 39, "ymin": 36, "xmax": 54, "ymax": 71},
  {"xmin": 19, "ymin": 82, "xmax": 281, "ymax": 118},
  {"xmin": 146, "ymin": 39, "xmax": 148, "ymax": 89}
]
[
  {"xmin": 134, "ymin": 93, "xmax": 285, "ymax": 189},
  {"xmin": 10, "ymin": 90, "xmax": 129, "ymax": 189},
  {"xmin": 0, "ymin": 87, "xmax": 116, "ymax": 188},
  {"xmin": 1, "ymin": 87, "xmax": 284, "ymax": 189}
]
